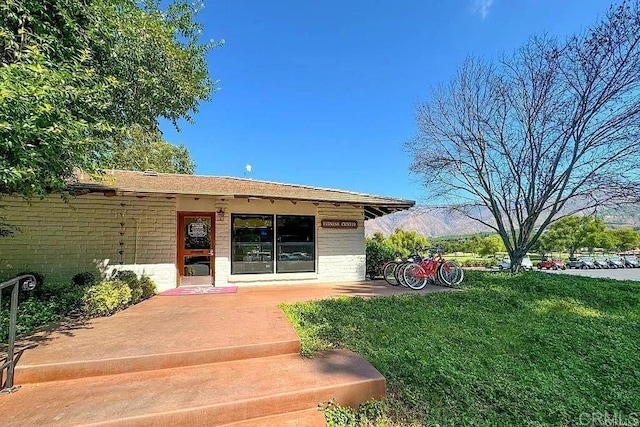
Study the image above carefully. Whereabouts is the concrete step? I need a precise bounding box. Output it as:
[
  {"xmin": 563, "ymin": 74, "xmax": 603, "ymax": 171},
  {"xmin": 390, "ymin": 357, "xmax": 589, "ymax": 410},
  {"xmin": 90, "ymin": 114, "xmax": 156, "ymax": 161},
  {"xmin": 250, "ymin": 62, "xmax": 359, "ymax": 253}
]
[
  {"xmin": 219, "ymin": 409, "xmax": 327, "ymax": 426},
  {"xmin": 12, "ymin": 294, "xmax": 303, "ymax": 385},
  {"xmin": 15, "ymin": 338, "xmax": 300, "ymax": 384},
  {"xmin": 1, "ymin": 350, "xmax": 384, "ymax": 426}
]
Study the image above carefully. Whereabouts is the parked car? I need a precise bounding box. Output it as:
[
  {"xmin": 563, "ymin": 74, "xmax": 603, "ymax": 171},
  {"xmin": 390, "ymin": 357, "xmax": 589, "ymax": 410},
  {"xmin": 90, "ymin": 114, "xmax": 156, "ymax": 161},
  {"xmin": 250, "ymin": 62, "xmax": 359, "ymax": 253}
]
[
  {"xmin": 498, "ymin": 256, "xmax": 533, "ymax": 271},
  {"xmin": 593, "ymin": 256, "xmax": 610, "ymax": 269},
  {"xmin": 567, "ymin": 257, "xmax": 595, "ymax": 269},
  {"xmin": 537, "ymin": 258, "xmax": 566, "ymax": 270},
  {"xmin": 624, "ymin": 255, "xmax": 640, "ymax": 268},
  {"xmin": 607, "ymin": 255, "xmax": 625, "ymax": 269}
]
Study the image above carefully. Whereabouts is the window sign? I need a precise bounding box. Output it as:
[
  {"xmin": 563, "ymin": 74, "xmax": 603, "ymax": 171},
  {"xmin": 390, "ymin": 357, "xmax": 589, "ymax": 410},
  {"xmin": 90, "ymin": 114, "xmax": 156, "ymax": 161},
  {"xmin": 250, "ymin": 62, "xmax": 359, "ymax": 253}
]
[
  {"xmin": 184, "ymin": 217, "xmax": 211, "ymax": 250},
  {"xmin": 188, "ymin": 222, "xmax": 208, "ymax": 238}
]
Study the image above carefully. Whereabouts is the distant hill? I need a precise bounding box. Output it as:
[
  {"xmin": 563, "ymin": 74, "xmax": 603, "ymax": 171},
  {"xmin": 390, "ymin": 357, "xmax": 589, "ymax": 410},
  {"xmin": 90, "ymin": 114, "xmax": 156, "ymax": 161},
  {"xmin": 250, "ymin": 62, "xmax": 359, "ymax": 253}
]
[{"xmin": 365, "ymin": 205, "xmax": 640, "ymax": 238}]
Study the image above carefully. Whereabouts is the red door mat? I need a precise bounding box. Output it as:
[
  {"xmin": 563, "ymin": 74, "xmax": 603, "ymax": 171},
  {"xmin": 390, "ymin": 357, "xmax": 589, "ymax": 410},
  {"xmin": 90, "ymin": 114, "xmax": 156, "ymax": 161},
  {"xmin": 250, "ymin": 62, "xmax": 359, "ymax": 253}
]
[{"xmin": 160, "ymin": 286, "xmax": 238, "ymax": 296}]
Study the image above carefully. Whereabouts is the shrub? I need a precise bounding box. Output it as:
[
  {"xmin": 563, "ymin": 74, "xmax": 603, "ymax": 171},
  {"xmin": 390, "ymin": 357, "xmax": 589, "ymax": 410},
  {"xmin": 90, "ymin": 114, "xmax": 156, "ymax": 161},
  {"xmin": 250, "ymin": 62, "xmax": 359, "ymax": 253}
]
[
  {"xmin": 111, "ymin": 270, "xmax": 145, "ymax": 303},
  {"xmin": 82, "ymin": 280, "xmax": 131, "ymax": 317},
  {"xmin": 365, "ymin": 240, "xmax": 395, "ymax": 279},
  {"xmin": 16, "ymin": 271, "xmax": 45, "ymax": 301},
  {"xmin": 72, "ymin": 272, "xmax": 97, "ymax": 288},
  {"xmin": 0, "ymin": 282, "xmax": 84, "ymax": 341},
  {"xmin": 129, "ymin": 283, "xmax": 143, "ymax": 304},
  {"xmin": 139, "ymin": 276, "xmax": 157, "ymax": 299},
  {"xmin": 111, "ymin": 270, "xmax": 138, "ymax": 286}
]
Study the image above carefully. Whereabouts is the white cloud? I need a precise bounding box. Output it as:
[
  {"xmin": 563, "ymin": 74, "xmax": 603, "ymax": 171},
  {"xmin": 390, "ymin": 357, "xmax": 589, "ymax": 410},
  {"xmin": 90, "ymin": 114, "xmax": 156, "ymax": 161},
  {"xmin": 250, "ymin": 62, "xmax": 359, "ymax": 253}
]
[{"xmin": 474, "ymin": 0, "xmax": 494, "ymax": 19}]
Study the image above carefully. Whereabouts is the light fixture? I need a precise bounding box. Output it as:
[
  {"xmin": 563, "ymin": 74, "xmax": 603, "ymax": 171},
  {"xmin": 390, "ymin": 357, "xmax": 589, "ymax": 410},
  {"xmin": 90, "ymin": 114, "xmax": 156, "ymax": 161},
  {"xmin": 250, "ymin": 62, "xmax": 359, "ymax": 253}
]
[{"xmin": 216, "ymin": 208, "xmax": 225, "ymax": 221}]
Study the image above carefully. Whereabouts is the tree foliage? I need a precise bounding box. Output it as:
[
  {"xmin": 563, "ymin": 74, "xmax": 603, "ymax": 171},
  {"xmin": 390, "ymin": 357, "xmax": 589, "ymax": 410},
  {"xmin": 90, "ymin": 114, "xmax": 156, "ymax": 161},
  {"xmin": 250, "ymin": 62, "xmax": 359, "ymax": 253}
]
[
  {"xmin": 0, "ymin": 0, "xmax": 217, "ymax": 197},
  {"xmin": 536, "ymin": 216, "xmax": 606, "ymax": 256},
  {"xmin": 103, "ymin": 126, "xmax": 195, "ymax": 174},
  {"xmin": 477, "ymin": 235, "xmax": 506, "ymax": 257},
  {"xmin": 408, "ymin": 1, "xmax": 640, "ymax": 271},
  {"xmin": 534, "ymin": 215, "xmax": 640, "ymax": 254},
  {"xmin": 610, "ymin": 228, "xmax": 640, "ymax": 251},
  {"xmin": 386, "ymin": 229, "xmax": 430, "ymax": 257}
]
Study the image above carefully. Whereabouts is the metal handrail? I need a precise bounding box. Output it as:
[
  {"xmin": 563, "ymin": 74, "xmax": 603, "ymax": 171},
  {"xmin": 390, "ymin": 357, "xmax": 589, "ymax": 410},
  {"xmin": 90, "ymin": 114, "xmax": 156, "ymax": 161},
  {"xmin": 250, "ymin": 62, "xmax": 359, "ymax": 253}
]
[{"xmin": 0, "ymin": 274, "xmax": 36, "ymax": 394}]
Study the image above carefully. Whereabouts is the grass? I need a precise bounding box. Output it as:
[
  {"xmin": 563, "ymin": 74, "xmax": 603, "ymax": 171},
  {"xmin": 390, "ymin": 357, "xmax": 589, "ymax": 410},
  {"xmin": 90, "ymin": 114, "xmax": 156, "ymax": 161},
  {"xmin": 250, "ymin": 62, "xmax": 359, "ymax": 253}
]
[{"xmin": 281, "ymin": 271, "xmax": 640, "ymax": 426}]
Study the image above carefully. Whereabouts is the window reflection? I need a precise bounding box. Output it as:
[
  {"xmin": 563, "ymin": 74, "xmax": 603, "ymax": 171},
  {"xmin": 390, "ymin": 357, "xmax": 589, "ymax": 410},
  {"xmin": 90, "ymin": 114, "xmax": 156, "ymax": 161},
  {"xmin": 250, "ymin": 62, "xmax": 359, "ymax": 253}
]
[
  {"xmin": 231, "ymin": 214, "xmax": 274, "ymax": 274},
  {"xmin": 277, "ymin": 215, "xmax": 315, "ymax": 273}
]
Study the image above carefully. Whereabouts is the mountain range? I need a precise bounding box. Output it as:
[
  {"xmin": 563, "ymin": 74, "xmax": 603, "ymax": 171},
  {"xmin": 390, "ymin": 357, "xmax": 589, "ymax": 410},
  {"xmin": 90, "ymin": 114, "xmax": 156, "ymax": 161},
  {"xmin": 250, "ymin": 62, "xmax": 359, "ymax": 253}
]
[{"xmin": 365, "ymin": 206, "xmax": 640, "ymax": 238}]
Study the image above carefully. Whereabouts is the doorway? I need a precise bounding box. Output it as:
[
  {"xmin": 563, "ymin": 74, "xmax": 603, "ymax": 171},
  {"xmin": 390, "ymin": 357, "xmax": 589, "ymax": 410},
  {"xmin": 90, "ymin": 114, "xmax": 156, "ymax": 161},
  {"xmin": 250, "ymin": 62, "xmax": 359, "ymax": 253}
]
[{"xmin": 177, "ymin": 212, "xmax": 215, "ymax": 286}]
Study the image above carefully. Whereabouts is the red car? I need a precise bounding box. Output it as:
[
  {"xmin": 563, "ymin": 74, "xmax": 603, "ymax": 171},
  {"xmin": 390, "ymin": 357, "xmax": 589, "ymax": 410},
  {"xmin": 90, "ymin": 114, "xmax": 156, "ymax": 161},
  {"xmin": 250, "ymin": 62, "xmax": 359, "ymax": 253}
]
[{"xmin": 537, "ymin": 258, "xmax": 566, "ymax": 270}]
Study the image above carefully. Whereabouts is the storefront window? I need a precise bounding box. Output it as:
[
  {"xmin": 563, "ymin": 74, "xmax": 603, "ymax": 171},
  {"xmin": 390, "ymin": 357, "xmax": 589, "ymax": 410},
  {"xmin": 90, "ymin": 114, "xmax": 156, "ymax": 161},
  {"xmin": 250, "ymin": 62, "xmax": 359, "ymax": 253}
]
[
  {"xmin": 231, "ymin": 214, "xmax": 274, "ymax": 274},
  {"xmin": 231, "ymin": 214, "xmax": 316, "ymax": 275},
  {"xmin": 276, "ymin": 215, "xmax": 315, "ymax": 273}
]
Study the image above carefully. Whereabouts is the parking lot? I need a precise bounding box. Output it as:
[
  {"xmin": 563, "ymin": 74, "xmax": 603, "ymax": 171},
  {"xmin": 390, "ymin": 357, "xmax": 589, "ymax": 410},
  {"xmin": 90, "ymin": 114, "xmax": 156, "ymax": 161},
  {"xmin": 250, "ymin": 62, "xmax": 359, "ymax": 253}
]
[{"xmin": 544, "ymin": 267, "xmax": 640, "ymax": 282}]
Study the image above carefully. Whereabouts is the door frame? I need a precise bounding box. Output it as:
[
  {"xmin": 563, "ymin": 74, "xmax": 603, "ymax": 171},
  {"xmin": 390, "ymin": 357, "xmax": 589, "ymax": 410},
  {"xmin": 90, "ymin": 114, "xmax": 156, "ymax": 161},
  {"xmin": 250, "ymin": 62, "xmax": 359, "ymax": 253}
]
[{"xmin": 177, "ymin": 211, "xmax": 216, "ymax": 285}]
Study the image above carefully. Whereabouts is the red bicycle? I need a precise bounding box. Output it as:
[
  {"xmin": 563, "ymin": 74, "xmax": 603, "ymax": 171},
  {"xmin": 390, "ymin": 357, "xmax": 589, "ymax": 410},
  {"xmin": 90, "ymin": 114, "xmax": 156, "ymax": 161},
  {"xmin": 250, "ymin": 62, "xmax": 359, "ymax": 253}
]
[{"xmin": 403, "ymin": 249, "xmax": 463, "ymax": 289}]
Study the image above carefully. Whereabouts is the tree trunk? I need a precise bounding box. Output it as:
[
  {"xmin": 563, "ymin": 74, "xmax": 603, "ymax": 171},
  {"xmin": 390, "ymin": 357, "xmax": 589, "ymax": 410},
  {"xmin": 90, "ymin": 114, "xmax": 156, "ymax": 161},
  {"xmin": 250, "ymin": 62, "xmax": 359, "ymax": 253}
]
[{"xmin": 509, "ymin": 250, "xmax": 526, "ymax": 273}]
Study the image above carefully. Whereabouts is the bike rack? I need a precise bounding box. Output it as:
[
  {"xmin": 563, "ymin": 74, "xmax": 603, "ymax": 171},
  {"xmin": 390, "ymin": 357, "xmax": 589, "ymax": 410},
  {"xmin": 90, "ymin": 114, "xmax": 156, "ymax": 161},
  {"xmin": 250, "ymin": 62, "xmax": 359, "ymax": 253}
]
[{"xmin": 0, "ymin": 274, "xmax": 37, "ymax": 394}]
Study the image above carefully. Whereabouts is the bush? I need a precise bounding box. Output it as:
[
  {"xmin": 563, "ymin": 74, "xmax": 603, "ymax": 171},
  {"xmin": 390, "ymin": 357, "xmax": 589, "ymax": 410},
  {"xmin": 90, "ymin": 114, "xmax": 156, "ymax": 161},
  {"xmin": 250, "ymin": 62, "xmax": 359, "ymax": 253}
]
[
  {"xmin": 365, "ymin": 240, "xmax": 396, "ymax": 280},
  {"xmin": 72, "ymin": 272, "xmax": 97, "ymax": 288},
  {"xmin": 139, "ymin": 276, "xmax": 157, "ymax": 299},
  {"xmin": 16, "ymin": 271, "xmax": 45, "ymax": 301},
  {"xmin": 0, "ymin": 282, "xmax": 84, "ymax": 341},
  {"xmin": 111, "ymin": 270, "xmax": 145, "ymax": 304},
  {"xmin": 82, "ymin": 280, "xmax": 131, "ymax": 317},
  {"xmin": 111, "ymin": 270, "xmax": 138, "ymax": 286}
]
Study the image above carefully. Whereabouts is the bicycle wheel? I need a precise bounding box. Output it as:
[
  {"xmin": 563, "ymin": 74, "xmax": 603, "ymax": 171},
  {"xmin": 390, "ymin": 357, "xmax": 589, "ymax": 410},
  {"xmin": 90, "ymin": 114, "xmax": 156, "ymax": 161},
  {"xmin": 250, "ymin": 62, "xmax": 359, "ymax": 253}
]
[
  {"xmin": 404, "ymin": 264, "xmax": 428, "ymax": 290},
  {"xmin": 438, "ymin": 260, "xmax": 464, "ymax": 286},
  {"xmin": 443, "ymin": 260, "xmax": 463, "ymax": 285},
  {"xmin": 395, "ymin": 262, "xmax": 410, "ymax": 287},
  {"xmin": 382, "ymin": 262, "xmax": 400, "ymax": 286}
]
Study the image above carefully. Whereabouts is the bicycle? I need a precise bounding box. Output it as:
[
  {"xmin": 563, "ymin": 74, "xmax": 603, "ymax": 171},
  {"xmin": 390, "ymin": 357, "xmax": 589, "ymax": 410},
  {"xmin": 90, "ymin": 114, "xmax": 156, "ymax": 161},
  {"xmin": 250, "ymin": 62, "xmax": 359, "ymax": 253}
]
[
  {"xmin": 380, "ymin": 254, "xmax": 403, "ymax": 286},
  {"xmin": 403, "ymin": 247, "xmax": 464, "ymax": 289},
  {"xmin": 394, "ymin": 251, "xmax": 425, "ymax": 288}
]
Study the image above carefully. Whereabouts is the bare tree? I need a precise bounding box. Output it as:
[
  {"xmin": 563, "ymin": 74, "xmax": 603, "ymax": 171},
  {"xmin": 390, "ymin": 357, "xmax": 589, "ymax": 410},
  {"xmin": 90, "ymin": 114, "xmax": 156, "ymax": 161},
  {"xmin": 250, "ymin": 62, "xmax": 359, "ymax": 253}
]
[{"xmin": 408, "ymin": 1, "xmax": 640, "ymax": 271}]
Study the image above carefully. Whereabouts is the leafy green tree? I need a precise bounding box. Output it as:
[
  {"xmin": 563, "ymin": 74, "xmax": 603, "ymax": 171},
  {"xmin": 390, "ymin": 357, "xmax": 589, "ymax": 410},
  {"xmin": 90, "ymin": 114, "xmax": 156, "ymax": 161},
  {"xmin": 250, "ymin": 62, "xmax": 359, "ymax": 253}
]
[
  {"xmin": 539, "ymin": 216, "xmax": 606, "ymax": 257},
  {"xmin": 609, "ymin": 228, "xmax": 640, "ymax": 252},
  {"xmin": 103, "ymin": 126, "xmax": 195, "ymax": 174},
  {"xmin": 477, "ymin": 235, "xmax": 506, "ymax": 257},
  {"xmin": 583, "ymin": 230, "xmax": 616, "ymax": 252},
  {"xmin": 465, "ymin": 234, "xmax": 483, "ymax": 255},
  {"xmin": 371, "ymin": 232, "xmax": 386, "ymax": 244},
  {"xmin": 0, "ymin": 0, "xmax": 218, "ymax": 198},
  {"xmin": 387, "ymin": 229, "xmax": 429, "ymax": 257}
]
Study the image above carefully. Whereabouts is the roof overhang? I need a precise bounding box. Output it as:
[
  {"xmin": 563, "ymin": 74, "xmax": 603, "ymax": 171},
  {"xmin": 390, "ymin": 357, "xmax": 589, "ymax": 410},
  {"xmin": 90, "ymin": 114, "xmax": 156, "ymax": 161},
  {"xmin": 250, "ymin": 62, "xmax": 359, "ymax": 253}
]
[{"xmin": 66, "ymin": 177, "xmax": 414, "ymax": 220}]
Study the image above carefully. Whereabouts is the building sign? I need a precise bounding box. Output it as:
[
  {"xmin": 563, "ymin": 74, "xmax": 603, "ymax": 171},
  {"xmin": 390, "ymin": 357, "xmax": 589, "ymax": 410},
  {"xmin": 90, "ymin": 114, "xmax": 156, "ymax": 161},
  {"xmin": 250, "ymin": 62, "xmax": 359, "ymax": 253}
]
[
  {"xmin": 188, "ymin": 222, "xmax": 208, "ymax": 238},
  {"xmin": 321, "ymin": 219, "xmax": 358, "ymax": 229}
]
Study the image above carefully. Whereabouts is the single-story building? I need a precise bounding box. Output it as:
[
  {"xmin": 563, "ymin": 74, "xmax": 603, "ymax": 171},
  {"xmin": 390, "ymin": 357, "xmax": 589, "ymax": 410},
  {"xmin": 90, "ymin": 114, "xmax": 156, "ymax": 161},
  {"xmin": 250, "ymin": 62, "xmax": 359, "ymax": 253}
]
[{"xmin": 0, "ymin": 170, "xmax": 414, "ymax": 291}]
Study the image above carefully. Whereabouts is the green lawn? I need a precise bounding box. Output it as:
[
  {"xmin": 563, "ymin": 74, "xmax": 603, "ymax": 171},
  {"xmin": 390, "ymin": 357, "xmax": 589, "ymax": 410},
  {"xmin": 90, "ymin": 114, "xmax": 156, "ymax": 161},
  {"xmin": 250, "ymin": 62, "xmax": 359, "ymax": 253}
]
[{"xmin": 282, "ymin": 271, "xmax": 640, "ymax": 426}]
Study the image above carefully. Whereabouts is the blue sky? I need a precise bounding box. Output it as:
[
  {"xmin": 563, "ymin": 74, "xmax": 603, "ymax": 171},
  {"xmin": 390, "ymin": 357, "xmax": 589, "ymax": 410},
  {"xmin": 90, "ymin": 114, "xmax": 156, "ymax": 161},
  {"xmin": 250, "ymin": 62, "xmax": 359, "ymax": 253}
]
[{"xmin": 160, "ymin": 0, "xmax": 611, "ymax": 202}]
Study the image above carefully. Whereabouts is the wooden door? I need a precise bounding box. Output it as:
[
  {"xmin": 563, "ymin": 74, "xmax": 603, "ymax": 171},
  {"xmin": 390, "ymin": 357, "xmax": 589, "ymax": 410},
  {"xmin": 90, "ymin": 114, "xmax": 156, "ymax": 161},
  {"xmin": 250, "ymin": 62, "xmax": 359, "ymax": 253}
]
[{"xmin": 177, "ymin": 212, "xmax": 215, "ymax": 286}]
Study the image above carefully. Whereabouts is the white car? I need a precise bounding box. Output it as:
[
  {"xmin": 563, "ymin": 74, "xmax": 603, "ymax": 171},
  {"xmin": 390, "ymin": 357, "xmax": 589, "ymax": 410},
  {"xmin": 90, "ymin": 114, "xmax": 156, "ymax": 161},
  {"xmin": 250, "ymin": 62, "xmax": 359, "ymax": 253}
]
[{"xmin": 498, "ymin": 256, "xmax": 533, "ymax": 271}]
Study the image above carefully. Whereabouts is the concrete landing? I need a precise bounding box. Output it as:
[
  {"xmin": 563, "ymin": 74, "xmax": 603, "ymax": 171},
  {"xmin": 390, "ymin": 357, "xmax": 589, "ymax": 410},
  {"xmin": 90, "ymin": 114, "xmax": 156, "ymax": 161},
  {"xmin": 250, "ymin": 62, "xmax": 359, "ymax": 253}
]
[{"xmin": 2, "ymin": 280, "xmax": 448, "ymax": 425}]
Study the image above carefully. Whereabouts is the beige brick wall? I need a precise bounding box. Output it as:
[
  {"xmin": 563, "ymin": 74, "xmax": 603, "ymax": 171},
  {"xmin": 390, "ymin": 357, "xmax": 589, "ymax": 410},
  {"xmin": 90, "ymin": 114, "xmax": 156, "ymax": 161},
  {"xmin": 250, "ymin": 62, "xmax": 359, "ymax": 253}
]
[
  {"xmin": 0, "ymin": 194, "xmax": 177, "ymax": 290},
  {"xmin": 0, "ymin": 194, "xmax": 367, "ymax": 289},
  {"xmin": 316, "ymin": 205, "xmax": 366, "ymax": 283}
]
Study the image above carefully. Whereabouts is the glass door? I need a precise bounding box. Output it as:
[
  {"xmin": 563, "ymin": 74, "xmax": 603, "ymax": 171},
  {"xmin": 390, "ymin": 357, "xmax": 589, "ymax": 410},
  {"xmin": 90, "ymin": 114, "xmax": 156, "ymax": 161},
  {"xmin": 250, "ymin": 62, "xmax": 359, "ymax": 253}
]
[{"xmin": 178, "ymin": 213, "xmax": 215, "ymax": 286}]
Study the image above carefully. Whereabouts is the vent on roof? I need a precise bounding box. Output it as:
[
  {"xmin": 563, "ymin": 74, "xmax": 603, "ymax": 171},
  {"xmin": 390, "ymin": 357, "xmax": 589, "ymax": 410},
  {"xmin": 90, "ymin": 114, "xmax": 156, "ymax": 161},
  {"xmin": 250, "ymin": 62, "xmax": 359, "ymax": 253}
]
[{"xmin": 143, "ymin": 170, "xmax": 159, "ymax": 177}]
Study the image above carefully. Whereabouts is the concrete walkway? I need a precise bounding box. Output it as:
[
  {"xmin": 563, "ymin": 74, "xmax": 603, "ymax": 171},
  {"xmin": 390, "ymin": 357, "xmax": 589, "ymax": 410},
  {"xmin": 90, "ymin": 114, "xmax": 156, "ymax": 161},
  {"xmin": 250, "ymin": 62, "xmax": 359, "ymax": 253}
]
[{"xmin": 1, "ymin": 280, "xmax": 450, "ymax": 425}]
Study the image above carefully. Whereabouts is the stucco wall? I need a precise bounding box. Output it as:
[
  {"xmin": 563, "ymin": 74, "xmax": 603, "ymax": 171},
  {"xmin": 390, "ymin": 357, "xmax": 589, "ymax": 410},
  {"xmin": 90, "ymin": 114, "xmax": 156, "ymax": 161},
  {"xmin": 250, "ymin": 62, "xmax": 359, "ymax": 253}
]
[{"xmin": 0, "ymin": 194, "xmax": 177, "ymax": 291}]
